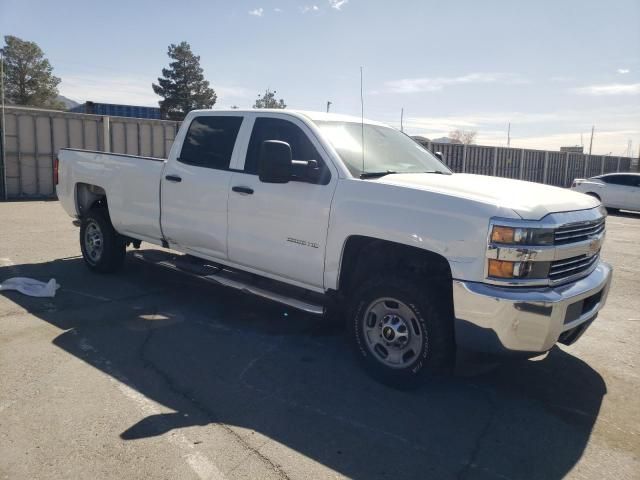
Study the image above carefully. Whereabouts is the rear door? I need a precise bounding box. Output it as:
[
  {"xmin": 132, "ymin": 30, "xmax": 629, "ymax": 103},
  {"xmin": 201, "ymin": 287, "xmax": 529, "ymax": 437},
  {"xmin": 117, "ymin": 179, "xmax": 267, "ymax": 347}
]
[
  {"xmin": 161, "ymin": 114, "xmax": 244, "ymax": 259},
  {"xmin": 600, "ymin": 175, "xmax": 628, "ymax": 208},
  {"xmin": 226, "ymin": 114, "xmax": 337, "ymax": 289},
  {"xmin": 619, "ymin": 174, "xmax": 640, "ymax": 210}
]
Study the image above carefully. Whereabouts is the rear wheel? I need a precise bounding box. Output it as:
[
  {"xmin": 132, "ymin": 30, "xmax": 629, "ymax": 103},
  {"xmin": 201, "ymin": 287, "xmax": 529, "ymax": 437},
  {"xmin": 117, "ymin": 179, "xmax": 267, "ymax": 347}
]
[
  {"xmin": 80, "ymin": 208, "xmax": 126, "ymax": 273},
  {"xmin": 347, "ymin": 275, "xmax": 454, "ymax": 389}
]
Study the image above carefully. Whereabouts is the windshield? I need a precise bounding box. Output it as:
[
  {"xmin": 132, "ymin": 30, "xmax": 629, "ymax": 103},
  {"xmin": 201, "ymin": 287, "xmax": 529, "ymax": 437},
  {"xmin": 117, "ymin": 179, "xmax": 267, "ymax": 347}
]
[{"xmin": 315, "ymin": 121, "xmax": 451, "ymax": 177}]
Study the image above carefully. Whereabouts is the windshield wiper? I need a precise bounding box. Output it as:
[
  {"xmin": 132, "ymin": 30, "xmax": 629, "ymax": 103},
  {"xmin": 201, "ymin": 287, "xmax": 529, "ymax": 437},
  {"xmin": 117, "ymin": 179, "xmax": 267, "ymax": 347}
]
[
  {"xmin": 360, "ymin": 170, "xmax": 449, "ymax": 179},
  {"xmin": 360, "ymin": 170, "xmax": 398, "ymax": 179}
]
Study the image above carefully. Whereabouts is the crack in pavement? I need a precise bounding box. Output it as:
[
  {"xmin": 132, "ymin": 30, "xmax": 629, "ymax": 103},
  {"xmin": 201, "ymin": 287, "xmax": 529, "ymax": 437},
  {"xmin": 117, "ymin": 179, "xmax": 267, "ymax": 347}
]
[
  {"xmin": 456, "ymin": 386, "xmax": 503, "ymax": 480},
  {"xmin": 138, "ymin": 326, "xmax": 292, "ymax": 480},
  {"xmin": 69, "ymin": 329, "xmax": 227, "ymax": 480}
]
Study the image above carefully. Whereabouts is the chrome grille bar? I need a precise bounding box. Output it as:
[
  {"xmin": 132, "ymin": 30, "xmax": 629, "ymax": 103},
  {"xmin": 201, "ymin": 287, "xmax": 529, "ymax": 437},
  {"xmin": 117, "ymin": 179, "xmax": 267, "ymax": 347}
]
[
  {"xmin": 554, "ymin": 218, "xmax": 605, "ymax": 244},
  {"xmin": 551, "ymin": 254, "xmax": 595, "ymax": 269},
  {"xmin": 550, "ymin": 254, "xmax": 599, "ymax": 278}
]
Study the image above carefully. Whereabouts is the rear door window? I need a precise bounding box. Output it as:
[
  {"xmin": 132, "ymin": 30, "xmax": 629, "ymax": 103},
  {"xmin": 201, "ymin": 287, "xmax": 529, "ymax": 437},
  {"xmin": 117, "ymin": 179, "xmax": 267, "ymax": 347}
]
[
  {"xmin": 602, "ymin": 175, "xmax": 638, "ymax": 186},
  {"xmin": 179, "ymin": 116, "xmax": 243, "ymax": 170},
  {"xmin": 621, "ymin": 175, "xmax": 640, "ymax": 187}
]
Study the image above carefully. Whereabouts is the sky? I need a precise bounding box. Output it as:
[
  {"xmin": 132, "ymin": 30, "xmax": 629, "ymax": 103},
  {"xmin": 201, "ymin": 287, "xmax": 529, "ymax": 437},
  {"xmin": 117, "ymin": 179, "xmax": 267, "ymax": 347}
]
[{"xmin": 1, "ymin": 0, "xmax": 639, "ymax": 156}]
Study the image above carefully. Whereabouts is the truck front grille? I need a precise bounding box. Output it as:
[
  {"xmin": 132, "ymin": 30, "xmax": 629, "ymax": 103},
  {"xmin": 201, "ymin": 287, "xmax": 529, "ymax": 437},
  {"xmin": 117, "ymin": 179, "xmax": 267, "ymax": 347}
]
[
  {"xmin": 549, "ymin": 253, "xmax": 600, "ymax": 281},
  {"xmin": 554, "ymin": 218, "xmax": 605, "ymax": 245}
]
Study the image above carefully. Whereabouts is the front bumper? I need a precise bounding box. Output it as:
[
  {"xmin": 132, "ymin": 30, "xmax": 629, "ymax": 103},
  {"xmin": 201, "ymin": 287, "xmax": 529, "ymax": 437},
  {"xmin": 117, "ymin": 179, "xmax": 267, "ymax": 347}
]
[{"xmin": 452, "ymin": 262, "xmax": 612, "ymax": 354}]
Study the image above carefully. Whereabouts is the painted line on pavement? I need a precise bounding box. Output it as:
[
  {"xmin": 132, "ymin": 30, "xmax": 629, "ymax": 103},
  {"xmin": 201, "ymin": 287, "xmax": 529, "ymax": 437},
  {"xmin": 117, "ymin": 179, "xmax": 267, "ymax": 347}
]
[{"xmin": 75, "ymin": 334, "xmax": 227, "ymax": 480}]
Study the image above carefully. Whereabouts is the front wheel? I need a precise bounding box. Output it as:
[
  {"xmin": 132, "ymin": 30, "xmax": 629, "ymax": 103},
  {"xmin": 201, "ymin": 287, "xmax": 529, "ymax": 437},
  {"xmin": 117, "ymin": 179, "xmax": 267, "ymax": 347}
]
[
  {"xmin": 80, "ymin": 208, "xmax": 126, "ymax": 273},
  {"xmin": 347, "ymin": 276, "xmax": 454, "ymax": 389}
]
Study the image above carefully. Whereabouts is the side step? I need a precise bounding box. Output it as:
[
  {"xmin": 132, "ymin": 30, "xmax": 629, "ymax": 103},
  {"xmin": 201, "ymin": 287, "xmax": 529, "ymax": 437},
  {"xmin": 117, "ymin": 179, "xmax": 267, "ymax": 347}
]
[{"xmin": 131, "ymin": 249, "xmax": 326, "ymax": 315}]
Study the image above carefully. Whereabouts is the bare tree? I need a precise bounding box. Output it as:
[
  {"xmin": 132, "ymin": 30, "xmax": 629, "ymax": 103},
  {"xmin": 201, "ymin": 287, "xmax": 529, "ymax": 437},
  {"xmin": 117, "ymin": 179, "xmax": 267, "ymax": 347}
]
[
  {"xmin": 449, "ymin": 129, "xmax": 477, "ymax": 145},
  {"xmin": 253, "ymin": 89, "xmax": 286, "ymax": 109}
]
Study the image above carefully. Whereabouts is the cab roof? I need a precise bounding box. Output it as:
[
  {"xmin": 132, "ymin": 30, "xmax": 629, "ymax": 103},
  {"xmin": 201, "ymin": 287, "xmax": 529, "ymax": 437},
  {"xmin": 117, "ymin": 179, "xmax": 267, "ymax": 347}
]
[{"xmin": 188, "ymin": 109, "xmax": 390, "ymax": 127}]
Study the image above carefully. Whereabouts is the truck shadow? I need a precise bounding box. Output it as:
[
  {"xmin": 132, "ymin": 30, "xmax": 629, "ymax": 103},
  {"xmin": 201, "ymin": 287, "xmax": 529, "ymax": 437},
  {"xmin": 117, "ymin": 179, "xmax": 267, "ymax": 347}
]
[
  {"xmin": 1, "ymin": 255, "xmax": 607, "ymax": 480},
  {"xmin": 607, "ymin": 209, "xmax": 640, "ymax": 218}
]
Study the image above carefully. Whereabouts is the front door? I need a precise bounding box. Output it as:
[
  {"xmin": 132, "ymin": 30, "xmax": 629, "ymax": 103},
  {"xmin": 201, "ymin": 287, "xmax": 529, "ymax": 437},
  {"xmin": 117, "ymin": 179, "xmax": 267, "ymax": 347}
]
[
  {"xmin": 227, "ymin": 115, "xmax": 337, "ymax": 289},
  {"xmin": 161, "ymin": 114, "xmax": 244, "ymax": 259}
]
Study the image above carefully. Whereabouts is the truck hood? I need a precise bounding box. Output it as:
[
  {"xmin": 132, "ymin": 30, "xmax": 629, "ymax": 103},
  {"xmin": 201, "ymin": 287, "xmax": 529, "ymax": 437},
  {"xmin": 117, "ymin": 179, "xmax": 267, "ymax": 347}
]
[{"xmin": 376, "ymin": 173, "xmax": 599, "ymax": 220}]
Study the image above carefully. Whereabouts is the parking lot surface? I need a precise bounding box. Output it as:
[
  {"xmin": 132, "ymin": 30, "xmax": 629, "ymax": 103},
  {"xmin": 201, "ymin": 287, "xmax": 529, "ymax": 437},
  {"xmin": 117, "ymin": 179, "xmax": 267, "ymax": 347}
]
[{"xmin": 1, "ymin": 201, "xmax": 639, "ymax": 480}]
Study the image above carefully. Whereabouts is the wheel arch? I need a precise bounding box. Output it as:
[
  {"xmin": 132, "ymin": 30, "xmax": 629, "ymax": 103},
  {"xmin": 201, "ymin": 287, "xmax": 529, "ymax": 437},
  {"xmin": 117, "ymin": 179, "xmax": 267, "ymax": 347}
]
[
  {"xmin": 337, "ymin": 236, "xmax": 453, "ymax": 307},
  {"xmin": 75, "ymin": 183, "xmax": 107, "ymax": 216},
  {"xmin": 585, "ymin": 192, "xmax": 601, "ymax": 201}
]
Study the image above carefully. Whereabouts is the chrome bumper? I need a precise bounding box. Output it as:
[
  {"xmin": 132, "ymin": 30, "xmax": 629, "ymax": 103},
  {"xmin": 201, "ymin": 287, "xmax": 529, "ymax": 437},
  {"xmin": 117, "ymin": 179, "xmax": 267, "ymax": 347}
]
[{"xmin": 453, "ymin": 262, "xmax": 613, "ymax": 354}]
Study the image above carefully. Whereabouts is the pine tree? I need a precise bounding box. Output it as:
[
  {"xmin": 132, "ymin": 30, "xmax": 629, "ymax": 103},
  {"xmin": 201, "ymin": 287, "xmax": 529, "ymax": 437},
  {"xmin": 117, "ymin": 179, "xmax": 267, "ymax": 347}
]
[
  {"xmin": 1, "ymin": 35, "xmax": 63, "ymax": 109},
  {"xmin": 253, "ymin": 89, "xmax": 286, "ymax": 109},
  {"xmin": 152, "ymin": 42, "xmax": 216, "ymax": 120}
]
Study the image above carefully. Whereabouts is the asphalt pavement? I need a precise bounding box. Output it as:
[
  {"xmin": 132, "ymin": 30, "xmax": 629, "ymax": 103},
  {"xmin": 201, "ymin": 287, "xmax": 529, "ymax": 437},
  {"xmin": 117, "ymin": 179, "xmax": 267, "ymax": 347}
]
[{"xmin": 1, "ymin": 201, "xmax": 639, "ymax": 480}]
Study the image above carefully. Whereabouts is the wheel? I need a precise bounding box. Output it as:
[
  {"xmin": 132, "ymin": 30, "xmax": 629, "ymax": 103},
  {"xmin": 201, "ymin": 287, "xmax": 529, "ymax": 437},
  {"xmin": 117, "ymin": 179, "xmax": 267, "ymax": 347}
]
[
  {"xmin": 347, "ymin": 275, "xmax": 454, "ymax": 389},
  {"xmin": 80, "ymin": 208, "xmax": 126, "ymax": 273}
]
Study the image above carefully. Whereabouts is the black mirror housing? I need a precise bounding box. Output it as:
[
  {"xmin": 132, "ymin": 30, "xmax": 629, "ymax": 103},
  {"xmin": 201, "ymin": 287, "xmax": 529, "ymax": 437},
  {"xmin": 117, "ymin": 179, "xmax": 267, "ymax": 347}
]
[
  {"xmin": 259, "ymin": 140, "xmax": 293, "ymax": 183},
  {"xmin": 434, "ymin": 151, "xmax": 444, "ymax": 161}
]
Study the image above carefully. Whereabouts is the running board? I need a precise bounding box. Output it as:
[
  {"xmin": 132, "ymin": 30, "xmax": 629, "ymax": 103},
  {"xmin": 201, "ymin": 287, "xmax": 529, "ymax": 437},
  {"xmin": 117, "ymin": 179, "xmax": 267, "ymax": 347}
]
[{"xmin": 131, "ymin": 250, "xmax": 325, "ymax": 315}]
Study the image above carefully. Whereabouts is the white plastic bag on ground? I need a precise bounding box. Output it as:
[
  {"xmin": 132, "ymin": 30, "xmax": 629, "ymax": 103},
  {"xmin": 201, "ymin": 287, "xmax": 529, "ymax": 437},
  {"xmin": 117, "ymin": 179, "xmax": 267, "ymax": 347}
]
[{"xmin": 0, "ymin": 277, "xmax": 60, "ymax": 298}]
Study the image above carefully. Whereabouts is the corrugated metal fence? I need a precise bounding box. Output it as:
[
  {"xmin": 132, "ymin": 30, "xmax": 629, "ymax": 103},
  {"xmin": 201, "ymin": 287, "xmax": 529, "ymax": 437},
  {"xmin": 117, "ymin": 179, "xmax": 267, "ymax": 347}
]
[
  {"xmin": 418, "ymin": 141, "xmax": 634, "ymax": 188},
  {"xmin": 0, "ymin": 105, "xmax": 635, "ymax": 199},
  {"xmin": 0, "ymin": 106, "xmax": 179, "ymax": 199}
]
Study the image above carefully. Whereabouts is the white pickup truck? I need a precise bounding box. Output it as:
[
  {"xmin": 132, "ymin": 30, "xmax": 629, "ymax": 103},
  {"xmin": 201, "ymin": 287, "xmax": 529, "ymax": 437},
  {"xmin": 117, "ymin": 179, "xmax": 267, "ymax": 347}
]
[{"xmin": 57, "ymin": 109, "xmax": 612, "ymax": 387}]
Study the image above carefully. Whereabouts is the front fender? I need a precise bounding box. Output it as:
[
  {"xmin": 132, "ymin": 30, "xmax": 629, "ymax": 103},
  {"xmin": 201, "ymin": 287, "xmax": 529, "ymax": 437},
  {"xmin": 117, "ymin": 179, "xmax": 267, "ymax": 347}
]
[{"xmin": 324, "ymin": 179, "xmax": 518, "ymax": 290}]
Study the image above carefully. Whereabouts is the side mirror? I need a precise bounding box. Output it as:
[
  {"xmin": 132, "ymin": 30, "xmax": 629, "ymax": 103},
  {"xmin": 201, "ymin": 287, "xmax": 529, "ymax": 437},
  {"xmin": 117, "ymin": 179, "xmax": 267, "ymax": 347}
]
[
  {"xmin": 434, "ymin": 151, "xmax": 444, "ymax": 161},
  {"xmin": 259, "ymin": 140, "xmax": 292, "ymax": 183},
  {"xmin": 292, "ymin": 159, "xmax": 320, "ymax": 182}
]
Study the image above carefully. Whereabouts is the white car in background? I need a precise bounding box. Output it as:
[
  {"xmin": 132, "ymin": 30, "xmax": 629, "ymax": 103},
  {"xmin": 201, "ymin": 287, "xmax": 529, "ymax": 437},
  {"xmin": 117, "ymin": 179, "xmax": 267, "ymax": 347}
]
[{"xmin": 572, "ymin": 173, "xmax": 640, "ymax": 212}]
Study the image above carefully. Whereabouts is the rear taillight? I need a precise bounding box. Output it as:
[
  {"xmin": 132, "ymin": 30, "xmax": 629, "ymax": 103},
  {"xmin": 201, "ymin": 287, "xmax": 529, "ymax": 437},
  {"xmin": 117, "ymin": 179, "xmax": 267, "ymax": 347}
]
[{"xmin": 54, "ymin": 157, "xmax": 59, "ymax": 185}]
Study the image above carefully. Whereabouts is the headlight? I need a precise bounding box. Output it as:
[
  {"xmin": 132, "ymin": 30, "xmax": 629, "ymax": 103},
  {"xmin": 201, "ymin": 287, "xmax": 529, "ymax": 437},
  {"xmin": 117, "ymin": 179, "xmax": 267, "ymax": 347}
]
[{"xmin": 490, "ymin": 225, "xmax": 554, "ymax": 245}]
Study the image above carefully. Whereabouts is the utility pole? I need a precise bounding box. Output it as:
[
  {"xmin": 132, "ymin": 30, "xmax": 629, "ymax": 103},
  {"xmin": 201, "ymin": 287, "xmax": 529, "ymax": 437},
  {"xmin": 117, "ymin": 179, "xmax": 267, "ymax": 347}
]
[
  {"xmin": 0, "ymin": 50, "xmax": 6, "ymax": 201},
  {"xmin": 326, "ymin": 101, "xmax": 332, "ymax": 113},
  {"xmin": 507, "ymin": 122, "xmax": 511, "ymax": 148},
  {"xmin": 400, "ymin": 107, "xmax": 404, "ymax": 132},
  {"xmin": 588, "ymin": 125, "xmax": 595, "ymax": 155}
]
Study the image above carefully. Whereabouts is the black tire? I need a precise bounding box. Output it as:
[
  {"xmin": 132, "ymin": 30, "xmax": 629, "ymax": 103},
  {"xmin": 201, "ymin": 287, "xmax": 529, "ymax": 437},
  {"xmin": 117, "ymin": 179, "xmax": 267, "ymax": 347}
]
[
  {"xmin": 80, "ymin": 207, "xmax": 126, "ymax": 273},
  {"xmin": 347, "ymin": 275, "xmax": 454, "ymax": 389}
]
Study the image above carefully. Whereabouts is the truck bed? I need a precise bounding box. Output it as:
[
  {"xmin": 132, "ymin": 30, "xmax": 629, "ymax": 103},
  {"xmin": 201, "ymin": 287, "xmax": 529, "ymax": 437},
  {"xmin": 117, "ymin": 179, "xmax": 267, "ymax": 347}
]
[{"xmin": 57, "ymin": 148, "xmax": 166, "ymax": 245}]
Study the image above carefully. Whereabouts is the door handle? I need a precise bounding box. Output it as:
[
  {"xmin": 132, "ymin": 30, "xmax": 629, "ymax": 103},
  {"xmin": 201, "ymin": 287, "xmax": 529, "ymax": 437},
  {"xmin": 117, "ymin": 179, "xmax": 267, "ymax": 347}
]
[
  {"xmin": 232, "ymin": 186, "xmax": 254, "ymax": 195},
  {"xmin": 165, "ymin": 175, "xmax": 182, "ymax": 183}
]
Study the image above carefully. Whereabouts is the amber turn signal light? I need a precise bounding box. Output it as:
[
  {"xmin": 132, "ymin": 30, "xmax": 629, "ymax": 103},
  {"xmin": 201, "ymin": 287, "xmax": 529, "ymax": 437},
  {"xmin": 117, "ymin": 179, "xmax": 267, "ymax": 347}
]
[{"xmin": 488, "ymin": 259, "xmax": 515, "ymax": 278}]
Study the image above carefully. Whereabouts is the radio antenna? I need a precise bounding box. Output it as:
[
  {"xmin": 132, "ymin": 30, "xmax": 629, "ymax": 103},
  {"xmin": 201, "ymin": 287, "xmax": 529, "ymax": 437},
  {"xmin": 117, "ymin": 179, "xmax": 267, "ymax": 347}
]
[{"xmin": 360, "ymin": 66, "xmax": 365, "ymax": 174}]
